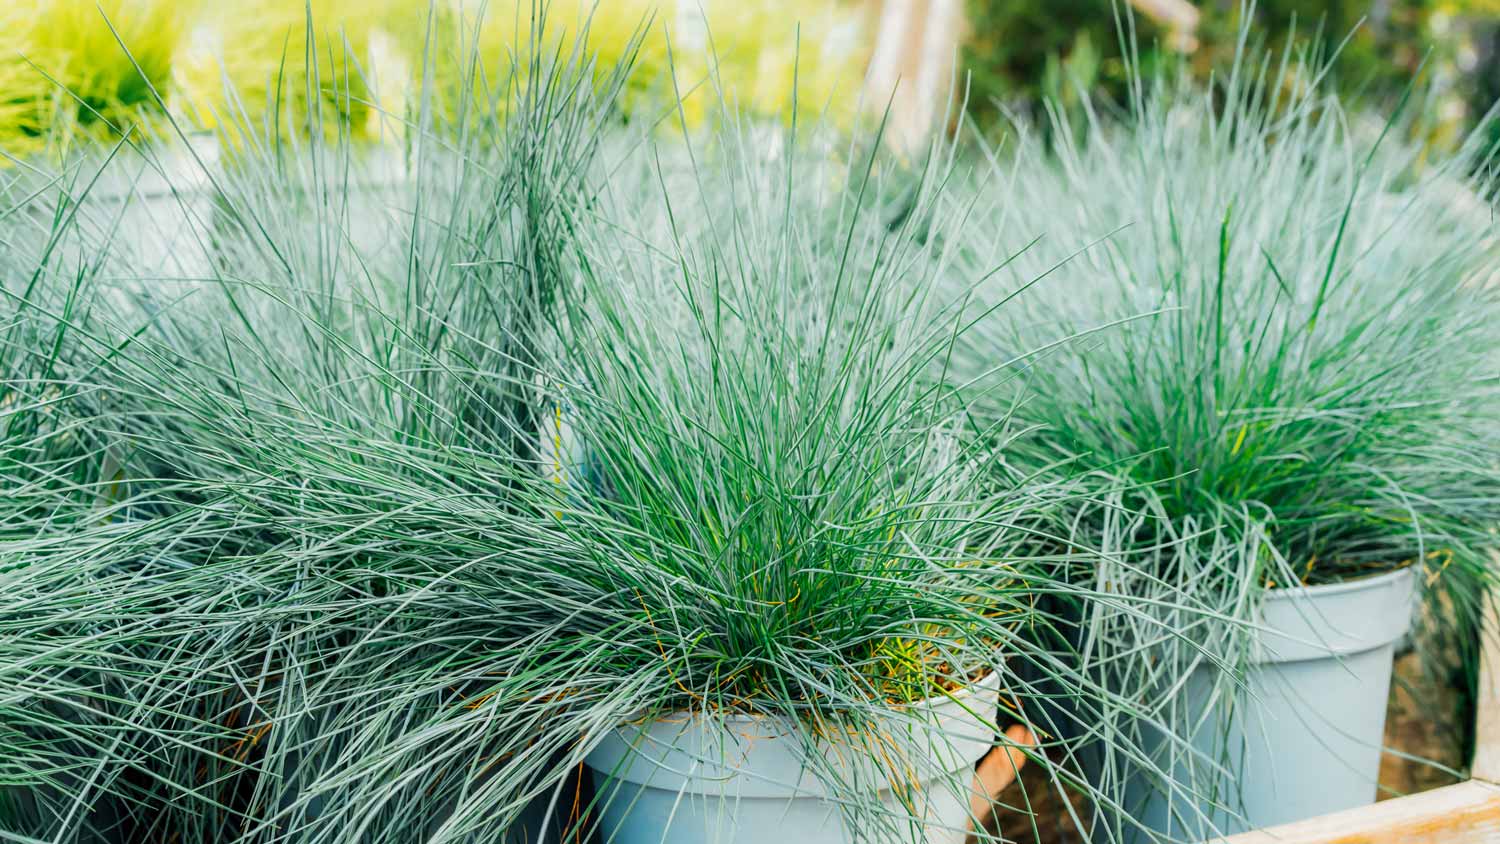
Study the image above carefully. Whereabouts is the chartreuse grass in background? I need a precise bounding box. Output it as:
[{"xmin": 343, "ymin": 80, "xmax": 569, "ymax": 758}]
[
  {"xmin": 174, "ymin": 0, "xmax": 394, "ymax": 142},
  {"xmin": 383, "ymin": 0, "xmax": 869, "ymax": 131},
  {"xmin": 0, "ymin": 0, "xmax": 870, "ymax": 157},
  {"xmin": 0, "ymin": 0, "xmax": 188, "ymax": 157}
]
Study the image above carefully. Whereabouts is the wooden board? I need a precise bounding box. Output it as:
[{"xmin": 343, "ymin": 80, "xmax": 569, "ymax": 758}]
[
  {"xmin": 1216, "ymin": 780, "xmax": 1500, "ymax": 844},
  {"xmin": 862, "ymin": 0, "xmax": 965, "ymax": 155}
]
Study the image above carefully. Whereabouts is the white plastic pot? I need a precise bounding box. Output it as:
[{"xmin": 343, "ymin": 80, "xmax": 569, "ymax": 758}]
[
  {"xmin": 585, "ymin": 672, "xmax": 1000, "ymax": 844},
  {"xmin": 1113, "ymin": 567, "xmax": 1418, "ymax": 841},
  {"xmin": 344, "ymin": 146, "xmax": 410, "ymax": 263},
  {"xmin": 83, "ymin": 135, "xmax": 220, "ymax": 284}
]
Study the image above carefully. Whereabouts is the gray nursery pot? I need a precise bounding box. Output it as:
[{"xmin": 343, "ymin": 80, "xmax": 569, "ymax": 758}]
[
  {"xmin": 83, "ymin": 135, "xmax": 220, "ymax": 284},
  {"xmin": 585, "ymin": 672, "xmax": 1000, "ymax": 844},
  {"xmin": 343, "ymin": 147, "xmax": 410, "ymax": 262},
  {"xmin": 1109, "ymin": 566, "xmax": 1417, "ymax": 841}
]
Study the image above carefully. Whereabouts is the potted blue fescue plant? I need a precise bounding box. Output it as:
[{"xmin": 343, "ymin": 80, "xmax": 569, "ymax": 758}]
[
  {"xmin": 548, "ymin": 137, "xmax": 1006, "ymax": 844},
  {"xmin": 950, "ymin": 43, "xmax": 1500, "ymax": 840},
  {"xmin": 493, "ymin": 92, "xmax": 1213, "ymax": 841}
]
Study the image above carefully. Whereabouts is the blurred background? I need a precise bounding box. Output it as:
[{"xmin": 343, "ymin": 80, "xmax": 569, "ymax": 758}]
[
  {"xmin": 3, "ymin": 1, "xmax": 1497, "ymax": 159},
  {"xmin": 962, "ymin": 0, "xmax": 1500, "ymax": 148}
]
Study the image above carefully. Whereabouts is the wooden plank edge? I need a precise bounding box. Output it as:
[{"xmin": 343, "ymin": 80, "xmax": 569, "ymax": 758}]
[
  {"xmin": 1472, "ymin": 589, "xmax": 1500, "ymax": 783},
  {"xmin": 1215, "ymin": 780, "xmax": 1500, "ymax": 844}
]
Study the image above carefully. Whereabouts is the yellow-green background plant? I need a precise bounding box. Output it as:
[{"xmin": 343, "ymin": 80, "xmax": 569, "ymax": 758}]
[
  {"xmin": 1, "ymin": 0, "xmax": 187, "ymax": 157},
  {"xmin": 0, "ymin": 3, "xmax": 48, "ymax": 161},
  {"xmin": 175, "ymin": 0, "xmax": 391, "ymax": 143},
  {"xmin": 383, "ymin": 0, "xmax": 870, "ymax": 133},
  {"xmin": 0, "ymin": 0, "xmax": 873, "ymax": 159}
]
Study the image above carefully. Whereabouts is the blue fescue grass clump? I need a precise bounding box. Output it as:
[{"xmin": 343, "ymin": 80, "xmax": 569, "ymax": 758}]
[
  {"xmin": 1, "ymin": 14, "xmax": 637, "ymax": 841},
  {"xmin": 957, "ymin": 47, "xmax": 1500, "ymax": 610},
  {"xmin": 307, "ymin": 106, "xmax": 1186, "ymax": 841}
]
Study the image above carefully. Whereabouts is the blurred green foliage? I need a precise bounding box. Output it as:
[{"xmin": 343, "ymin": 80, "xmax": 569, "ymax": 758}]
[
  {"xmin": 0, "ymin": 0, "xmax": 873, "ymax": 158},
  {"xmin": 964, "ymin": 0, "xmax": 1500, "ymax": 148}
]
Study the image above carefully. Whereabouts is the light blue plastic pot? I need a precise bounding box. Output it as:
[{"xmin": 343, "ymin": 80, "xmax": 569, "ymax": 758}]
[
  {"xmin": 584, "ymin": 673, "xmax": 1000, "ymax": 844},
  {"xmin": 85, "ymin": 136, "xmax": 220, "ymax": 283},
  {"xmin": 1107, "ymin": 567, "xmax": 1418, "ymax": 841},
  {"xmin": 343, "ymin": 148, "xmax": 411, "ymax": 264}
]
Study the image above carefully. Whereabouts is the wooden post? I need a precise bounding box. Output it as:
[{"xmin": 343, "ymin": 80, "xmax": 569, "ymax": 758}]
[
  {"xmin": 966, "ymin": 724, "xmax": 1037, "ymax": 841},
  {"xmin": 862, "ymin": 0, "xmax": 965, "ymax": 155},
  {"xmin": 1472, "ymin": 594, "xmax": 1500, "ymax": 783},
  {"xmin": 1128, "ymin": 0, "xmax": 1201, "ymax": 52},
  {"xmin": 858, "ymin": 0, "xmax": 1203, "ymax": 156},
  {"xmin": 1217, "ymin": 780, "xmax": 1500, "ymax": 844}
]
